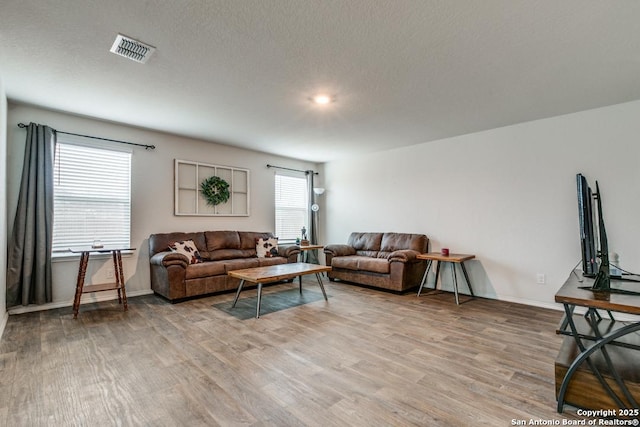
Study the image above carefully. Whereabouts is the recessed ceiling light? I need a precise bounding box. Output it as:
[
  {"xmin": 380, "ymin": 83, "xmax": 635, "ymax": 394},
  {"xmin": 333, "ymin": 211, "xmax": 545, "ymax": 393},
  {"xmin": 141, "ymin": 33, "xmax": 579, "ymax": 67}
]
[{"xmin": 311, "ymin": 94, "xmax": 335, "ymax": 105}]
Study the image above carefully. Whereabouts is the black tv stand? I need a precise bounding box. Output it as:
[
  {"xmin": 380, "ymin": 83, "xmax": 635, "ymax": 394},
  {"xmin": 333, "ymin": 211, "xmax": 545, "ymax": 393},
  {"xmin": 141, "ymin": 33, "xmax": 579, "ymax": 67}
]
[
  {"xmin": 615, "ymin": 274, "xmax": 640, "ymax": 283},
  {"xmin": 555, "ymin": 270, "xmax": 640, "ymax": 412}
]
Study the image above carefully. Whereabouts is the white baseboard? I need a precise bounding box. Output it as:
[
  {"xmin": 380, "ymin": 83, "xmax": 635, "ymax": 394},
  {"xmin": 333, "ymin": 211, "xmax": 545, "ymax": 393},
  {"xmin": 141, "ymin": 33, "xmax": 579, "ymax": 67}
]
[
  {"xmin": 497, "ymin": 295, "xmax": 564, "ymax": 312},
  {"xmin": 6, "ymin": 289, "xmax": 155, "ymax": 315}
]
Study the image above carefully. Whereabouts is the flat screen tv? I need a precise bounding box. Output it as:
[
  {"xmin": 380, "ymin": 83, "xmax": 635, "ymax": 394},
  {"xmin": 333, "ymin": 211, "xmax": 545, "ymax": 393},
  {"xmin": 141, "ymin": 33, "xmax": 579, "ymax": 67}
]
[
  {"xmin": 576, "ymin": 174, "xmax": 597, "ymax": 277},
  {"xmin": 576, "ymin": 173, "xmax": 640, "ymax": 294}
]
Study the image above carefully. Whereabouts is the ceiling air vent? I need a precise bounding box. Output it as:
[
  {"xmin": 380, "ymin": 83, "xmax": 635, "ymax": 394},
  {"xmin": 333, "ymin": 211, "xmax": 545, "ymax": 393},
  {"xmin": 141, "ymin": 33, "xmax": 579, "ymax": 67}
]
[{"xmin": 109, "ymin": 34, "xmax": 155, "ymax": 64}]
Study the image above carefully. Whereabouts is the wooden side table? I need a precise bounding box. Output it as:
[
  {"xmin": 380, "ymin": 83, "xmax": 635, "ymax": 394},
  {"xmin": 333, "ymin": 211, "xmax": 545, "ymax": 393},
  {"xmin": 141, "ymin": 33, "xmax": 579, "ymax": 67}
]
[
  {"xmin": 298, "ymin": 244, "xmax": 323, "ymax": 263},
  {"xmin": 70, "ymin": 247, "xmax": 135, "ymax": 318},
  {"xmin": 416, "ymin": 252, "xmax": 475, "ymax": 305}
]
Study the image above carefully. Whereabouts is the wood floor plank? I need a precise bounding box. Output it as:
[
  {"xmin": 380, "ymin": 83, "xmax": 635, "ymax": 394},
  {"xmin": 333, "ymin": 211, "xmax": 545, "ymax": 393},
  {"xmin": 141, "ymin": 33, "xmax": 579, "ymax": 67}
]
[{"xmin": 0, "ymin": 278, "xmax": 587, "ymax": 426}]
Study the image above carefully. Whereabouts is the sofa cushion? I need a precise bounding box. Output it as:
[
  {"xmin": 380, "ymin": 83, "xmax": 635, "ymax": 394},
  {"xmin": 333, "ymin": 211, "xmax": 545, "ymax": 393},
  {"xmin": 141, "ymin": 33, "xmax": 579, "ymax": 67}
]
[
  {"xmin": 256, "ymin": 237, "xmax": 279, "ymax": 258},
  {"xmin": 381, "ymin": 232, "xmax": 428, "ymax": 253},
  {"xmin": 357, "ymin": 257, "xmax": 391, "ymax": 274},
  {"xmin": 169, "ymin": 240, "xmax": 202, "ymax": 264},
  {"xmin": 240, "ymin": 232, "xmax": 274, "ymax": 250},
  {"xmin": 223, "ymin": 258, "xmax": 260, "ymax": 272},
  {"xmin": 258, "ymin": 257, "xmax": 287, "ymax": 267},
  {"xmin": 333, "ymin": 255, "xmax": 390, "ymax": 274},
  {"xmin": 185, "ymin": 260, "xmax": 226, "ymax": 279},
  {"xmin": 205, "ymin": 231, "xmax": 241, "ymax": 252},
  {"xmin": 348, "ymin": 232, "xmax": 383, "ymax": 252},
  {"xmin": 150, "ymin": 232, "xmax": 205, "ymax": 257},
  {"xmin": 332, "ymin": 256, "xmax": 359, "ymax": 271},
  {"xmin": 208, "ymin": 248, "xmax": 255, "ymax": 261}
]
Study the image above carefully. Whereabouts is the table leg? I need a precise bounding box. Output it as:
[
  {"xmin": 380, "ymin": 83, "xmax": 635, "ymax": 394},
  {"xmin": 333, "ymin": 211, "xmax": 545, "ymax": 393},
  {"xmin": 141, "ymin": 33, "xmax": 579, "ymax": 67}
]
[
  {"xmin": 113, "ymin": 251, "xmax": 122, "ymax": 304},
  {"xmin": 299, "ymin": 275, "xmax": 302, "ymax": 294},
  {"xmin": 114, "ymin": 250, "xmax": 128, "ymax": 311},
  {"xmin": 315, "ymin": 273, "xmax": 328, "ymax": 300},
  {"xmin": 73, "ymin": 251, "xmax": 90, "ymax": 319},
  {"xmin": 417, "ymin": 259, "xmax": 433, "ymax": 296},
  {"xmin": 434, "ymin": 261, "xmax": 442, "ymax": 289},
  {"xmin": 256, "ymin": 283, "xmax": 263, "ymax": 318},
  {"xmin": 451, "ymin": 262, "xmax": 460, "ymax": 305},
  {"xmin": 460, "ymin": 262, "xmax": 475, "ymax": 297},
  {"xmin": 231, "ymin": 279, "xmax": 245, "ymax": 307}
]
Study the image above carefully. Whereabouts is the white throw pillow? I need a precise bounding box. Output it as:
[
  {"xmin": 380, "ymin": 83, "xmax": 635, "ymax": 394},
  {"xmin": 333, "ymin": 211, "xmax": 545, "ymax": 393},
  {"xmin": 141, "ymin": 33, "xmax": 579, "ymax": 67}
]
[
  {"xmin": 256, "ymin": 237, "xmax": 279, "ymax": 258},
  {"xmin": 169, "ymin": 240, "xmax": 202, "ymax": 264}
]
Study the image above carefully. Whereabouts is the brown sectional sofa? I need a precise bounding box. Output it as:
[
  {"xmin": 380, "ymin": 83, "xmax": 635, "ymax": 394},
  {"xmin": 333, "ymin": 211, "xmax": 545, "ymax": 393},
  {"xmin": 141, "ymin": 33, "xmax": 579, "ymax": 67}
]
[
  {"xmin": 149, "ymin": 230, "xmax": 300, "ymax": 302},
  {"xmin": 324, "ymin": 232, "xmax": 428, "ymax": 292}
]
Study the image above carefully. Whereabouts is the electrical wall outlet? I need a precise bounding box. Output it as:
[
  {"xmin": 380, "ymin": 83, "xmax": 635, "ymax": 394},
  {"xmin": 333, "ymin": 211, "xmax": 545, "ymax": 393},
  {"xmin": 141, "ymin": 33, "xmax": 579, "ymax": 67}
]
[{"xmin": 536, "ymin": 273, "xmax": 546, "ymax": 284}]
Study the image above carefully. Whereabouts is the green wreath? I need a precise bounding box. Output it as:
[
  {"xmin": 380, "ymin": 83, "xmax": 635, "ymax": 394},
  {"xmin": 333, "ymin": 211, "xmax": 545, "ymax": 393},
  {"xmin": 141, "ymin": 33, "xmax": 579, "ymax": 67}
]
[{"xmin": 201, "ymin": 176, "xmax": 230, "ymax": 206}]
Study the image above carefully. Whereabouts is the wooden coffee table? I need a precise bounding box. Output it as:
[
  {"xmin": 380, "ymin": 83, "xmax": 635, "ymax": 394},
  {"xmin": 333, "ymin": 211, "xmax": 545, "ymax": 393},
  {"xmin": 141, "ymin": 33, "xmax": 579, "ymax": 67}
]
[{"xmin": 228, "ymin": 262, "xmax": 331, "ymax": 318}]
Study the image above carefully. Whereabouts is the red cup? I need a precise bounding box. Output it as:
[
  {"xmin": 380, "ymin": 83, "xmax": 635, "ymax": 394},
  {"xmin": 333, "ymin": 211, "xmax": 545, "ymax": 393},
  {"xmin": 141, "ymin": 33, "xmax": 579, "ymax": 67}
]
[{"xmin": 441, "ymin": 248, "xmax": 449, "ymax": 256}]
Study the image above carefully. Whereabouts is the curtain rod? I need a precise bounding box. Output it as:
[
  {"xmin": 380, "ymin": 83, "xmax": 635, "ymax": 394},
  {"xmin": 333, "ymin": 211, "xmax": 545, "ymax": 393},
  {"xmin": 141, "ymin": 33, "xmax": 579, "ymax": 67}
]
[
  {"xmin": 17, "ymin": 123, "xmax": 156, "ymax": 150},
  {"xmin": 266, "ymin": 164, "xmax": 318, "ymax": 175}
]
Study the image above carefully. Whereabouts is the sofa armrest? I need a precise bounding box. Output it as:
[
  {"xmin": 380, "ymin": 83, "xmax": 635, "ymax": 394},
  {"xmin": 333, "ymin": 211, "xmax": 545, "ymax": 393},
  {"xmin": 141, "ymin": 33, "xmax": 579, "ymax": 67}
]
[
  {"xmin": 388, "ymin": 249, "xmax": 421, "ymax": 263},
  {"xmin": 150, "ymin": 251, "xmax": 189, "ymax": 269},
  {"xmin": 324, "ymin": 244, "xmax": 356, "ymax": 257},
  {"xmin": 278, "ymin": 244, "xmax": 301, "ymax": 259}
]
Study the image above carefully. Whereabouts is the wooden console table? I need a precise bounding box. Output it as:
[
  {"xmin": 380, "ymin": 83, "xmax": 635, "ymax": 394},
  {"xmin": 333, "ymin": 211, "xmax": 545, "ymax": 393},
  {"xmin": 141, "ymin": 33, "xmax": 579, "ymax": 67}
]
[
  {"xmin": 555, "ymin": 270, "xmax": 640, "ymax": 412},
  {"xmin": 70, "ymin": 247, "xmax": 135, "ymax": 319}
]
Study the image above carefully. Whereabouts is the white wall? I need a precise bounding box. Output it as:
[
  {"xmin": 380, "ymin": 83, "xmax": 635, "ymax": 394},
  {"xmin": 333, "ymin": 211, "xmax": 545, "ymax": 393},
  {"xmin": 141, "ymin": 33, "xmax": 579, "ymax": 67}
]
[
  {"xmin": 7, "ymin": 100, "xmax": 640, "ymax": 313},
  {"xmin": 324, "ymin": 100, "xmax": 640, "ymax": 309},
  {"xmin": 6, "ymin": 103, "xmax": 319, "ymax": 311},
  {"xmin": 0, "ymin": 77, "xmax": 7, "ymax": 334}
]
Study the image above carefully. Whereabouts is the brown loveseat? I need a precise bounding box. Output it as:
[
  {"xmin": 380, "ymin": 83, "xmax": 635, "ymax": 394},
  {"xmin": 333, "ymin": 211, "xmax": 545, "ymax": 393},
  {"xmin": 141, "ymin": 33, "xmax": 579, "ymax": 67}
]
[
  {"xmin": 149, "ymin": 231, "xmax": 300, "ymax": 302},
  {"xmin": 324, "ymin": 232, "xmax": 428, "ymax": 292}
]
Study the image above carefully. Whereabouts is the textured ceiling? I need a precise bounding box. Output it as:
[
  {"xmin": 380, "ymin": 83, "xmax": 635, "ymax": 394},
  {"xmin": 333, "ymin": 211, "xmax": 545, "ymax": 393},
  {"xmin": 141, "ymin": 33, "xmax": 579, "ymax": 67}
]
[{"xmin": 1, "ymin": 1, "xmax": 640, "ymax": 162}]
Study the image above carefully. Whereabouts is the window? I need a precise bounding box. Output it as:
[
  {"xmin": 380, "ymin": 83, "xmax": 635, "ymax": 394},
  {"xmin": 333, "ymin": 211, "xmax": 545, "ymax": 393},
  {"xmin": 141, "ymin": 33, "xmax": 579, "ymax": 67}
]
[
  {"xmin": 52, "ymin": 140, "xmax": 131, "ymax": 253},
  {"xmin": 275, "ymin": 173, "xmax": 308, "ymax": 242}
]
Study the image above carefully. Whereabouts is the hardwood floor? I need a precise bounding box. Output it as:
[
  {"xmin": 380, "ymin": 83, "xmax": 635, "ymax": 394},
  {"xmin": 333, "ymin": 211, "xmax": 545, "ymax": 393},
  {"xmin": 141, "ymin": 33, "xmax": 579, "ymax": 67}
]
[{"xmin": 0, "ymin": 279, "xmax": 583, "ymax": 426}]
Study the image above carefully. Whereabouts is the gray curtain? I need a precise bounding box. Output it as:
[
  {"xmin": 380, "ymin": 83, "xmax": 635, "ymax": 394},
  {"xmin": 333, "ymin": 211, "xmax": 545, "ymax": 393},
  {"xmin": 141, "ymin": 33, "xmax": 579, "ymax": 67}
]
[{"xmin": 6, "ymin": 123, "xmax": 56, "ymax": 307}]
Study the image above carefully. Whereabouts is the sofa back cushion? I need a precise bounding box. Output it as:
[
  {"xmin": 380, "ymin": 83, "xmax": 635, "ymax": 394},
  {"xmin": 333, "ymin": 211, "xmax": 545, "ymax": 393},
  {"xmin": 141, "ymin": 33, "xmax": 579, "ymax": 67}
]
[
  {"xmin": 205, "ymin": 231, "xmax": 242, "ymax": 261},
  {"xmin": 204, "ymin": 231, "xmax": 276, "ymax": 261},
  {"xmin": 149, "ymin": 230, "xmax": 281, "ymax": 261},
  {"xmin": 342, "ymin": 232, "xmax": 428, "ymax": 259},
  {"xmin": 205, "ymin": 231, "xmax": 240, "ymax": 251},
  {"xmin": 149, "ymin": 232, "xmax": 206, "ymax": 258},
  {"xmin": 380, "ymin": 233, "xmax": 428, "ymax": 253},
  {"xmin": 239, "ymin": 232, "xmax": 275, "ymax": 250},
  {"xmin": 347, "ymin": 232, "xmax": 383, "ymax": 257}
]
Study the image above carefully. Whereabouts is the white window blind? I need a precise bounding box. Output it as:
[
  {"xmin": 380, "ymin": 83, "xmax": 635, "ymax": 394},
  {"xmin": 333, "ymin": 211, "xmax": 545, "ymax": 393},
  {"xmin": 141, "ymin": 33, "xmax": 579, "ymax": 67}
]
[
  {"xmin": 52, "ymin": 141, "xmax": 131, "ymax": 253},
  {"xmin": 275, "ymin": 173, "xmax": 308, "ymax": 241}
]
